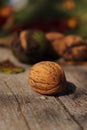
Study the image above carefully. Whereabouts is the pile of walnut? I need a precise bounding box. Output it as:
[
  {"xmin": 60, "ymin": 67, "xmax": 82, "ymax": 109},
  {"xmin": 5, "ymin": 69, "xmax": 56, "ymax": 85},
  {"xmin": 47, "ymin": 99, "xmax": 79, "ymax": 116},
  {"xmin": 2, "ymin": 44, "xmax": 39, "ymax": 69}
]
[
  {"xmin": 0, "ymin": 30, "xmax": 87, "ymax": 62},
  {"xmin": 9, "ymin": 30, "xmax": 87, "ymax": 64},
  {"xmin": 45, "ymin": 32, "xmax": 87, "ymax": 61}
]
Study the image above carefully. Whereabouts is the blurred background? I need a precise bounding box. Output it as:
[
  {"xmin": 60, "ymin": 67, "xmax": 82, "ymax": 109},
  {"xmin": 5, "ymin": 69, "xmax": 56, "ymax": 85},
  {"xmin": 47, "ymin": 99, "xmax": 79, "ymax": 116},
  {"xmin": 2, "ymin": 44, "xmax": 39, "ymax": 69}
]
[{"xmin": 0, "ymin": 0, "xmax": 87, "ymax": 38}]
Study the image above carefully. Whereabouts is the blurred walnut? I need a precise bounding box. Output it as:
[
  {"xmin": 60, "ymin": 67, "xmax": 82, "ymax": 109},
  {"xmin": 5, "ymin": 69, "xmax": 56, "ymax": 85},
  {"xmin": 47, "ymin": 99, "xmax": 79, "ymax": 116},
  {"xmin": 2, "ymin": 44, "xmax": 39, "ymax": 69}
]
[
  {"xmin": 45, "ymin": 32, "xmax": 65, "ymax": 60},
  {"xmin": 45, "ymin": 32, "xmax": 64, "ymax": 41},
  {"xmin": 60, "ymin": 35, "xmax": 87, "ymax": 61},
  {"xmin": 52, "ymin": 38, "xmax": 65, "ymax": 56}
]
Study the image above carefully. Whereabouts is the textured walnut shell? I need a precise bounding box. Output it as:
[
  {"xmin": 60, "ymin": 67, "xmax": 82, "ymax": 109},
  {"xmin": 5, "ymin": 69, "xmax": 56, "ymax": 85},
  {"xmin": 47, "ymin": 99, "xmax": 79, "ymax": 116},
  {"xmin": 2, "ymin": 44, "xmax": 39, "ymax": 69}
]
[
  {"xmin": 53, "ymin": 35, "xmax": 87, "ymax": 61},
  {"xmin": 61, "ymin": 35, "xmax": 87, "ymax": 61},
  {"xmin": 29, "ymin": 61, "xmax": 67, "ymax": 95}
]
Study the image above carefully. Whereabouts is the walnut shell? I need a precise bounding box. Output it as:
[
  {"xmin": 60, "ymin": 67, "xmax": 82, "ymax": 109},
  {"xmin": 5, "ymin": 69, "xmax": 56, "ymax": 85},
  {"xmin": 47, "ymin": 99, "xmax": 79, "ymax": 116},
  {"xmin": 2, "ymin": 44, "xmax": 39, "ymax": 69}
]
[
  {"xmin": 52, "ymin": 35, "xmax": 87, "ymax": 61},
  {"xmin": 29, "ymin": 61, "xmax": 67, "ymax": 95},
  {"xmin": 61, "ymin": 35, "xmax": 87, "ymax": 61}
]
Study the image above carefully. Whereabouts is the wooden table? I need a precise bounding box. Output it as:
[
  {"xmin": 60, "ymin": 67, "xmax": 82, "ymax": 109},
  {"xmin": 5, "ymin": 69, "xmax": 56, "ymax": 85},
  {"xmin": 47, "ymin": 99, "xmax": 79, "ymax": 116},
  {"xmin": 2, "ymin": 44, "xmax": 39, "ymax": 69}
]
[{"xmin": 0, "ymin": 48, "xmax": 87, "ymax": 130}]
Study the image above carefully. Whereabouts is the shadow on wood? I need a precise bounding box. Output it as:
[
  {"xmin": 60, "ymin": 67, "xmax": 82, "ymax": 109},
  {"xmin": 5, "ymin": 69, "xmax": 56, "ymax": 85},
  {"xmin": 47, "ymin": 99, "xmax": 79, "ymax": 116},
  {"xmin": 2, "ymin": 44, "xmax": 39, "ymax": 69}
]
[{"xmin": 54, "ymin": 82, "xmax": 76, "ymax": 97}]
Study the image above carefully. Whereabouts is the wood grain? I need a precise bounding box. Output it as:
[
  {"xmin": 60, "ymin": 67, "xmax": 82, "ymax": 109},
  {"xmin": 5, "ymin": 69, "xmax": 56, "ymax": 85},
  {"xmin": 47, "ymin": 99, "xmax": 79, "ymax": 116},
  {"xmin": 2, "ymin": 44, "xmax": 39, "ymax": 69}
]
[{"xmin": 0, "ymin": 48, "xmax": 87, "ymax": 130}]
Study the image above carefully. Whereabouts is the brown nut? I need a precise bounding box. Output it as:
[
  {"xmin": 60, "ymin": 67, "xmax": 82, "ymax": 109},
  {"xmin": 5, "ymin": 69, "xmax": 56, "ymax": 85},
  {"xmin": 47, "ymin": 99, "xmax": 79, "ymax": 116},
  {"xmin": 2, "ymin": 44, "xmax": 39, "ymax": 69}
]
[
  {"xmin": 45, "ymin": 32, "xmax": 64, "ymax": 60},
  {"xmin": 45, "ymin": 32, "xmax": 64, "ymax": 42},
  {"xmin": 49, "ymin": 35, "xmax": 87, "ymax": 61},
  {"xmin": 61, "ymin": 35, "xmax": 87, "ymax": 61},
  {"xmin": 51, "ymin": 38, "xmax": 65, "ymax": 56},
  {"xmin": 29, "ymin": 61, "xmax": 67, "ymax": 95}
]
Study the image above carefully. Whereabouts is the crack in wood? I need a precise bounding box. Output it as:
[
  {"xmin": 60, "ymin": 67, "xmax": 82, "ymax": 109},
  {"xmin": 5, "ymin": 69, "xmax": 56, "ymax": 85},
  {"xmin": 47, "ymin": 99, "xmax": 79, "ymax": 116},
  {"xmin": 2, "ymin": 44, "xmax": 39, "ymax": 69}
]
[
  {"xmin": 4, "ymin": 81, "xmax": 31, "ymax": 130},
  {"xmin": 55, "ymin": 97, "xmax": 84, "ymax": 130}
]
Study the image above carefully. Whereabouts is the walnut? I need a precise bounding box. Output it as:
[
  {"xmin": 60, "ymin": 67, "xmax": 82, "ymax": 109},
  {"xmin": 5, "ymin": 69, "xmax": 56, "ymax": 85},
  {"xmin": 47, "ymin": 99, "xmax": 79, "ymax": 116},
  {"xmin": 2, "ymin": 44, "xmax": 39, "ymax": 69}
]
[
  {"xmin": 61, "ymin": 35, "xmax": 87, "ymax": 61},
  {"xmin": 45, "ymin": 32, "xmax": 64, "ymax": 41},
  {"xmin": 51, "ymin": 38, "xmax": 65, "ymax": 56},
  {"xmin": 45, "ymin": 32, "xmax": 64, "ymax": 60},
  {"xmin": 52, "ymin": 35, "xmax": 87, "ymax": 61},
  {"xmin": 29, "ymin": 61, "xmax": 67, "ymax": 95}
]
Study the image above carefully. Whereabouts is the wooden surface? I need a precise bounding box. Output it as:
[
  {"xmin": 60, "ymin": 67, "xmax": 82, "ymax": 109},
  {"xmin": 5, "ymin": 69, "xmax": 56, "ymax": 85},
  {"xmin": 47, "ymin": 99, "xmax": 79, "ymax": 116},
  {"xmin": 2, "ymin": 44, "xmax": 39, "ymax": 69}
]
[{"xmin": 0, "ymin": 48, "xmax": 87, "ymax": 130}]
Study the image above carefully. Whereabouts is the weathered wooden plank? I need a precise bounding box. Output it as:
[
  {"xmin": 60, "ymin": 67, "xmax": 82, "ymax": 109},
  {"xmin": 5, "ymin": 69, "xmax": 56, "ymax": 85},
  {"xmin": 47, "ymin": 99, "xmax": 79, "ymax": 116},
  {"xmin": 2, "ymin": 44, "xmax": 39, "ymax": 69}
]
[
  {"xmin": 56, "ymin": 66, "xmax": 87, "ymax": 130},
  {"xmin": 0, "ymin": 70, "xmax": 80, "ymax": 130},
  {"xmin": 0, "ymin": 48, "xmax": 87, "ymax": 130},
  {"xmin": 0, "ymin": 81, "xmax": 30, "ymax": 130}
]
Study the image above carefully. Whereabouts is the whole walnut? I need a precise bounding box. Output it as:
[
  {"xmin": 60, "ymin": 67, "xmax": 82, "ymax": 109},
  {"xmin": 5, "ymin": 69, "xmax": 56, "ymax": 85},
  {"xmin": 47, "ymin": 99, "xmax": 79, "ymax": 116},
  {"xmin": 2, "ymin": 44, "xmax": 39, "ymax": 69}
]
[
  {"xmin": 62, "ymin": 35, "xmax": 87, "ymax": 61},
  {"xmin": 29, "ymin": 61, "xmax": 67, "ymax": 95},
  {"xmin": 53, "ymin": 35, "xmax": 87, "ymax": 61}
]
